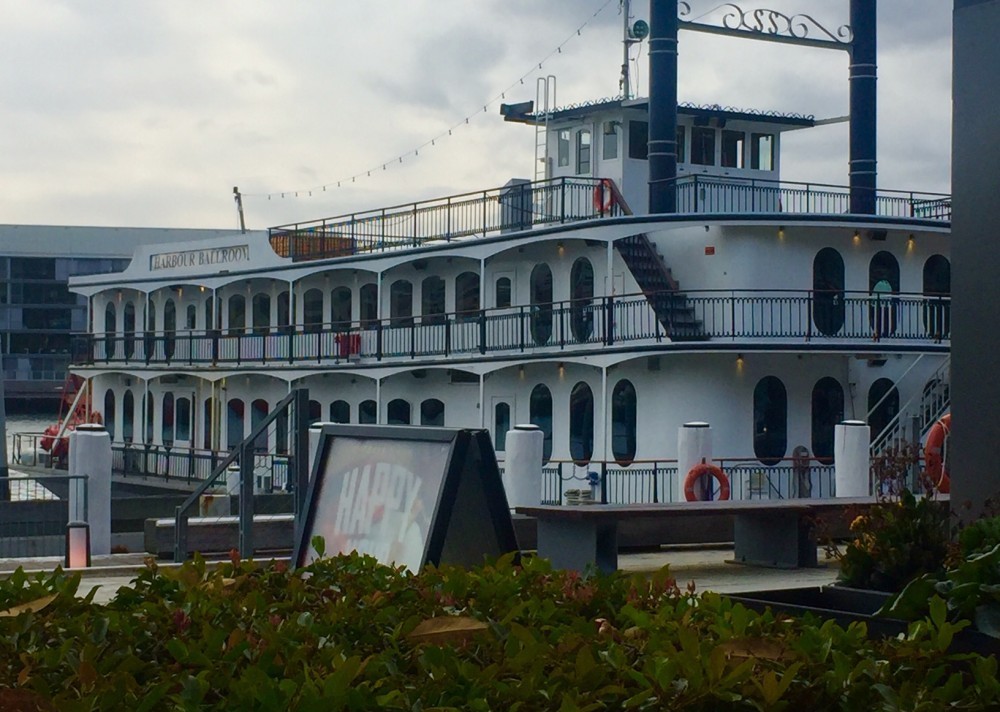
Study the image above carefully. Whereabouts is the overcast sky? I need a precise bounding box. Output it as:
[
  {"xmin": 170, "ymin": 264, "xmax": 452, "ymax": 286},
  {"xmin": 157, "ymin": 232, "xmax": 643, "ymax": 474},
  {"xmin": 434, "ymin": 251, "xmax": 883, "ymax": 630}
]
[{"xmin": 0, "ymin": 0, "xmax": 952, "ymax": 230}]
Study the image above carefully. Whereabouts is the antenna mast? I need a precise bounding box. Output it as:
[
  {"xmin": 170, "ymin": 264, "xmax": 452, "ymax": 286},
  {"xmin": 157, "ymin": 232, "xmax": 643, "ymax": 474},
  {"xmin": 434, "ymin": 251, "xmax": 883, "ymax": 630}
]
[
  {"xmin": 621, "ymin": 0, "xmax": 632, "ymax": 99},
  {"xmin": 233, "ymin": 186, "xmax": 246, "ymax": 234}
]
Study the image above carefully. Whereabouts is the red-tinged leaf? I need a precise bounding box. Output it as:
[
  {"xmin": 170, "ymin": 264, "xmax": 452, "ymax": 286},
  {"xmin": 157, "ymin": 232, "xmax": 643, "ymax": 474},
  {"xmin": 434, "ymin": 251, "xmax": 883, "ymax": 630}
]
[
  {"xmin": 0, "ymin": 594, "xmax": 57, "ymax": 618},
  {"xmin": 407, "ymin": 616, "xmax": 489, "ymax": 645}
]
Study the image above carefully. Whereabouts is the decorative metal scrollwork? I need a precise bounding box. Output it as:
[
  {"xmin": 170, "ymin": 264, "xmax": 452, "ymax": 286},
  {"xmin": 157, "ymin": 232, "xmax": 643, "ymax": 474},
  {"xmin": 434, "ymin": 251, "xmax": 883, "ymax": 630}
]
[{"xmin": 680, "ymin": 3, "xmax": 853, "ymax": 45}]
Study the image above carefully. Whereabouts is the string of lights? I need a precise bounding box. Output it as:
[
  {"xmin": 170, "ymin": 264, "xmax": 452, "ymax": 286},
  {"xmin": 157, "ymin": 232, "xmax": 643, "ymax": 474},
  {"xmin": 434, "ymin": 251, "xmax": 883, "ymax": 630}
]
[{"xmin": 244, "ymin": 0, "xmax": 617, "ymax": 201}]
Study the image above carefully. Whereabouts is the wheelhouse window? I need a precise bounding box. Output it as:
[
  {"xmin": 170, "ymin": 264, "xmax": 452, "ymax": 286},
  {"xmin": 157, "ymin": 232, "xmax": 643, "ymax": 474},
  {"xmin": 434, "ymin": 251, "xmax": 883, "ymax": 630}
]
[
  {"xmin": 811, "ymin": 377, "xmax": 844, "ymax": 464},
  {"xmin": 602, "ymin": 121, "xmax": 619, "ymax": 160},
  {"xmin": 303, "ymin": 288, "xmax": 323, "ymax": 333},
  {"xmin": 494, "ymin": 402, "xmax": 510, "ymax": 452},
  {"xmin": 330, "ymin": 400, "xmax": 350, "ymax": 424},
  {"xmin": 360, "ymin": 284, "xmax": 378, "ymax": 328},
  {"xmin": 753, "ymin": 376, "xmax": 787, "ymax": 465},
  {"xmin": 570, "ymin": 257, "xmax": 594, "ymax": 342},
  {"xmin": 812, "ymin": 247, "xmax": 845, "ymax": 336},
  {"xmin": 676, "ymin": 125, "xmax": 686, "ymax": 163},
  {"xmin": 569, "ymin": 382, "xmax": 594, "ymax": 465},
  {"xmin": 359, "ymin": 399, "xmax": 377, "ymax": 424},
  {"xmin": 557, "ymin": 129, "xmax": 571, "ymax": 167},
  {"xmin": 628, "ymin": 120, "xmax": 648, "ymax": 160},
  {"xmin": 868, "ymin": 379, "xmax": 899, "ymax": 444},
  {"xmin": 691, "ymin": 127, "xmax": 716, "ymax": 166},
  {"xmin": 331, "ymin": 286, "xmax": 351, "ymax": 330},
  {"xmin": 721, "ymin": 130, "xmax": 745, "ymax": 168},
  {"xmin": 611, "ymin": 379, "xmax": 637, "ymax": 465},
  {"xmin": 529, "ymin": 384, "xmax": 553, "ymax": 462},
  {"xmin": 495, "ymin": 277, "xmax": 512, "ymax": 309},
  {"xmin": 456, "ymin": 272, "xmax": 480, "ymax": 320},
  {"xmin": 750, "ymin": 133, "xmax": 774, "ymax": 171},
  {"xmin": 420, "ymin": 398, "xmax": 445, "ymax": 426},
  {"xmin": 530, "ymin": 263, "xmax": 553, "ymax": 345},
  {"xmin": 576, "ymin": 129, "xmax": 591, "ymax": 175},
  {"xmin": 387, "ymin": 399, "xmax": 411, "ymax": 425},
  {"xmin": 421, "ymin": 276, "xmax": 446, "ymax": 325},
  {"xmin": 922, "ymin": 255, "xmax": 951, "ymax": 340}
]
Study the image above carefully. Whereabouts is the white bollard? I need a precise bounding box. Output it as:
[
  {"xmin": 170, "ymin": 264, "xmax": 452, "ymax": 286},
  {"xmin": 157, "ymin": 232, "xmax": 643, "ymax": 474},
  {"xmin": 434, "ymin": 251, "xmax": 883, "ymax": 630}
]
[
  {"xmin": 503, "ymin": 424, "xmax": 543, "ymax": 508},
  {"xmin": 677, "ymin": 422, "xmax": 713, "ymax": 502},
  {"xmin": 68, "ymin": 423, "xmax": 112, "ymax": 556},
  {"xmin": 835, "ymin": 420, "xmax": 871, "ymax": 497}
]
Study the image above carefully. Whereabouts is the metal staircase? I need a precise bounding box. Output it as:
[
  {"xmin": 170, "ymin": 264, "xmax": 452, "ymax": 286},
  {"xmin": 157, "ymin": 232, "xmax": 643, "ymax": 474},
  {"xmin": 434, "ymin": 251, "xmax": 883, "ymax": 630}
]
[{"xmin": 869, "ymin": 355, "xmax": 950, "ymax": 458}]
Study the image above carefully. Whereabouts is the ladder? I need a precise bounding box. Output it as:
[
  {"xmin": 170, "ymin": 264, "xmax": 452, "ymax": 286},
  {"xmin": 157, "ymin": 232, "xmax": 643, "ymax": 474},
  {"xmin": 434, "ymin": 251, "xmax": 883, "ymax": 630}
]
[{"xmin": 534, "ymin": 76, "xmax": 556, "ymax": 184}]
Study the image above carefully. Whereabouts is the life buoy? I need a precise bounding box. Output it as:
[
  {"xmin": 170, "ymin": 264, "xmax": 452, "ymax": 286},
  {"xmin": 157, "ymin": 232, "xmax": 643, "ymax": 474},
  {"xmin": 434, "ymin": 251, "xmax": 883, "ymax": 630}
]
[
  {"xmin": 924, "ymin": 413, "xmax": 951, "ymax": 494},
  {"xmin": 593, "ymin": 179, "xmax": 614, "ymax": 213},
  {"xmin": 684, "ymin": 462, "xmax": 731, "ymax": 502}
]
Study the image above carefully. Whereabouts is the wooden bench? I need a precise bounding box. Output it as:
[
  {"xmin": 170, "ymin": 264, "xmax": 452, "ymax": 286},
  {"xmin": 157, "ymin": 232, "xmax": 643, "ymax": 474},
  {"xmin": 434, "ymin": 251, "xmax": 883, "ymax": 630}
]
[{"xmin": 516, "ymin": 497, "xmax": 881, "ymax": 574}]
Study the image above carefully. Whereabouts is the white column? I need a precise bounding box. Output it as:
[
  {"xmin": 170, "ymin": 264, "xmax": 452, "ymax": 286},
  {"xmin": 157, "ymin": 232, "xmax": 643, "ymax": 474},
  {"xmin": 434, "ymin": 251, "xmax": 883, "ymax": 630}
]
[
  {"xmin": 503, "ymin": 424, "xmax": 544, "ymax": 508},
  {"xmin": 68, "ymin": 423, "xmax": 112, "ymax": 556},
  {"xmin": 835, "ymin": 420, "xmax": 871, "ymax": 497},
  {"xmin": 677, "ymin": 422, "xmax": 713, "ymax": 502}
]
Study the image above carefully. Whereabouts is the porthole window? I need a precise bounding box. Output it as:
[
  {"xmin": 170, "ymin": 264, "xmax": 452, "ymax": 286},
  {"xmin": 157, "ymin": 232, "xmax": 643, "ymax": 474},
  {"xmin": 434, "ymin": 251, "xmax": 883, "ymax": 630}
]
[
  {"xmin": 569, "ymin": 381, "xmax": 594, "ymax": 465},
  {"xmin": 812, "ymin": 248, "xmax": 845, "ymax": 336},
  {"xmin": 529, "ymin": 384, "xmax": 553, "ymax": 462},
  {"xmin": 811, "ymin": 377, "xmax": 844, "ymax": 464},
  {"xmin": 330, "ymin": 400, "xmax": 350, "ymax": 424},
  {"xmin": 388, "ymin": 398, "xmax": 411, "ymax": 425},
  {"xmin": 494, "ymin": 402, "xmax": 510, "ymax": 452},
  {"xmin": 530, "ymin": 264, "xmax": 553, "ymax": 345},
  {"xmin": 611, "ymin": 379, "xmax": 637, "ymax": 465},
  {"xmin": 753, "ymin": 376, "xmax": 787, "ymax": 465},
  {"xmin": 570, "ymin": 258, "xmax": 595, "ymax": 342},
  {"xmin": 922, "ymin": 255, "xmax": 951, "ymax": 340},
  {"xmin": 420, "ymin": 398, "xmax": 445, "ymax": 426}
]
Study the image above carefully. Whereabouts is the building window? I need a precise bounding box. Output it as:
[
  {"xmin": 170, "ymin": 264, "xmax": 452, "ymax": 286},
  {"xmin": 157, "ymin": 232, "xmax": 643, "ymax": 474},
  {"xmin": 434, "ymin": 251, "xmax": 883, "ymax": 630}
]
[
  {"xmin": 330, "ymin": 400, "xmax": 350, "ymax": 423},
  {"xmin": 628, "ymin": 120, "xmax": 649, "ymax": 160},
  {"xmin": 421, "ymin": 398, "xmax": 445, "ymax": 426},
  {"xmin": 252, "ymin": 293, "xmax": 270, "ymax": 335},
  {"xmin": 750, "ymin": 133, "xmax": 774, "ymax": 170},
  {"xmin": 176, "ymin": 397, "xmax": 191, "ymax": 442},
  {"xmin": 691, "ymin": 127, "xmax": 716, "ymax": 166},
  {"xmin": 557, "ymin": 129, "xmax": 571, "ymax": 167},
  {"xmin": 869, "ymin": 251, "xmax": 900, "ymax": 337},
  {"xmin": 360, "ymin": 284, "xmax": 378, "ymax": 328},
  {"xmin": 576, "ymin": 129, "xmax": 591, "ymax": 175},
  {"xmin": 721, "ymin": 130, "xmax": 745, "ymax": 168},
  {"xmin": 529, "ymin": 384, "xmax": 553, "ymax": 462},
  {"xmin": 868, "ymin": 378, "xmax": 899, "ymax": 444},
  {"xmin": 387, "ymin": 398, "xmax": 411, "ymax": 425},
  {"xmin": 495, "ymin": 277, "xmax": 512, "ymax": 309},
  {"xmin": 104, "ymin": 389, "xmax": 116, "ymax": 442},
  {"xmin": 676, "ymin": 125, "xmax": 686, "ymax": 163},
  {"xmin": 570, "ymin": 257, "xmax": 594, "ymax": 342},
  {"xmin": 421, "ymin": 276, "xmax": 446, "ymax": 325},
  {"xmin": 611, "ymin": 379, "xmax": 637, "ymax": 465},
  {"xmin": 923, "ymin": 255, "xmax": 951, "ymax": 340},
  {"xmin": 331, "ymin": 287, "xmax": 351, "ymax": 330},
  {"xmin": 530, "ymin": 263, "xmax": 553, "ymax": 345},
  {"xmin": 569, "ymin": 381, "xmax": 594, "ymax": 465},
  {"xmin": 226, "ymin": 398, "xmax": 244, "ymax": 449},
  {"xmin": 162, "ymin": 392, "xmax": 175, "ymax": 447},
  {"xmin": 602, "ymin": 121, "xmax": 619, "ymax": 160},
  {"xmin": 811, "ymin": 377, "xmax": 844, "ymax": 464},
  {"xmin": 359, "ymin": 399, "xmax": 377, "ymax": 424},
  {"xmin": 812, "ymin": 247, "xmax": 845, "ymax": 336},
  {"xmin": 303, "ymin": 288, "xmax": 323, "ymax": 333},
  {"xmin": 390, "ymin": 280, "xmax": 413, "ymax": 326},
  {"xmin": 456, "ymin": 272, "xmax": 480, "ymax": 320},
  {"xmin": 494, "ymin": 402, "xmax": 510, "ymax": 452},
  {"xmin": 753, "ymin": 376, "xmax": 787, "ymax": 465}
]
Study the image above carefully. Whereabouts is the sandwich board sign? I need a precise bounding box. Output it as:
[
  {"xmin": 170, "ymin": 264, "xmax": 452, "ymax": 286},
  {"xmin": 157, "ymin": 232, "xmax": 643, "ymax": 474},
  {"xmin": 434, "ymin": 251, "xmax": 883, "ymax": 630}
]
[{"xmin": 293, "ymin": 424, "xmax": 518, "ymax": 571}]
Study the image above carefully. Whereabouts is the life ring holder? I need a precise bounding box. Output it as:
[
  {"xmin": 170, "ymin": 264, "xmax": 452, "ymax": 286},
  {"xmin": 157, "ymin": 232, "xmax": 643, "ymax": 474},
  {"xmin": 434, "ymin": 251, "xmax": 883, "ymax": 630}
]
[
  {"xmin": 924, "ymin": 413, "xmax": 951, "ymax": 494},
  {"xmin": 593, "ymin": 179, "xmax": 614, "ymax": 213},
  {"xmin": 683, "ymin": 461, "xmax": 731, "ymax": 502}
]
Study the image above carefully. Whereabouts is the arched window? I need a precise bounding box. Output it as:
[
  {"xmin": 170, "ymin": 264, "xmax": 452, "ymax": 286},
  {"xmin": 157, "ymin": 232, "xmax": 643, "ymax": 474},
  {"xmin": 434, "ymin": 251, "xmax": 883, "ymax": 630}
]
[
  {"xmin": 227, "ymin": 398, "xmax": 244, "ymax": 448},
  {"xmin": 123, "ymin": 301, "xmax": 135, "ymax": 359},
  {"xmin": 276, "ymin": 407, "xmax": 288, "ymax": 455},
  {"xmin": 303, "ymin": 288, "xmax": 324, "ymax": 333},
  {"xmin": 923, "ymin": 255, "xmax": 951, "ymax": 340},
  {"xmin": 421, "ymin": 398, "xmax": 445, "ymax": 426},
  {"xmin": 390, "ymin": 280, "xmax": 413, "ymax": 326},
  {"xmin": 360, "ymin": 284, "xmax": 378, "ymax": 328},
  {"xmin": 276, "ymin": 291, "xmax": 290, "ymax": 333},
  {"xmin": 569, "ymin": 381, "xmax": 594, "ymax": 464},
  {"xmin": 203, "ymin": 398, "xmax": 215, "ymax": 450},
  {"xmin": 147, "ymin": 301, "xmax": 157, "ymax": 333},
  {"xmin": 495, "ymin": 277, "xmax": 512, "ymax": 309},
  {"xmin": 176, "ymin": 397, "xmax": 191, "ymax": 442},
  {"xmin": 753, "ymin": 376, "xmax": 787, "ymax": 465},
  {"xmin": 868, "ymin": 378, "xmax": 899, "ymax": 445},
  {"xmin": 252, "ymin": 399, "xmax": 268, "ymax": 452},
  {"xmin": 812, "ymin": 247, "xmax": 845, "ymax": 336},
  {"xmin": 494, "ymin": 402, "xmax": 510, "ymax": 452},
  {"xmin": 570, "ymin": 258, "xmax": 595, "ymax": 342},
  {"xmin": 869, "ymin": 251, "xmax": 900, "ymax": 337},
  {"xmin": 330, "ymin": 400, "xmax": 350, "ymax": 423},
  {"xmin": 186, "ymin": 304, "xmax": 197, "ymax": 330},
  {"xmin": 530, "ymin": 264, "xmax": 553, "ymax": 345},
  {"xmin": 611, "ymin": 379, "xmax": 637, "ymax": 465},
  {"xmin": 811, "ymin": 377, "xmax": 844, "ymax": 464},
  {"xmin": 161, "ymin": 392, "xmax": 175, "ymax": 447},
  {"xmin": 456, "ymin": 272, "xmax": 480, "ymax": 321},
  {"xmin": 388, "ymin": 399, "xmax": 411, "ymax": 425},
  {"xmin": 145, "ymin": 392, "xmax": 155, "ymax": 444},
  {"xmin": 308, "ymin": 399, "xmax": 322, "ymax": 425},
  {"xmin": 122, "ymin": 390, "xmax": 134, "ymax": 443},
  {"xmin": 421, "ymin": 276, "xmax": 446, "ymax": 325},
  {"xmin": 359, "ymin": 399, "xmax": 377, "ymax": 424},
  {"xmin": 529, "ymin": 384, "xmax": 553, "ymax": 462},
  {"xmin": 163, "ymin": 298, "xmax": 176, "ymax": 360},
  {"xmin": 331, "ymin": 287, "xmax": 352, "ymax": 331},
  {"xmin": 252, "ymin": 293, "xmax": 271, "ymax": 335},
  {"xmin": 227, "ymin": 294, "xmax": 245, "ymax": 336},
  {"xmin": 103, "ymin": 389, "xmax": 116, "ymax": 441},
  {"xmin": 104, "ymin": 303, "xmax": 116, "ymax": 360}
]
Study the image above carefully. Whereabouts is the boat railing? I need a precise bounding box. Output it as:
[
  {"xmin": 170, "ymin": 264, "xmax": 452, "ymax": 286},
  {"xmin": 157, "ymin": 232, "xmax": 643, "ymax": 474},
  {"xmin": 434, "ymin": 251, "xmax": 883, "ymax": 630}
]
[
  {"xmin": 0, "ymin": 473, "xmax": 89, "ymax": 558},
  {"xmin": 73, "ymin": 288, "xmax": 951, "ymax": 368}
]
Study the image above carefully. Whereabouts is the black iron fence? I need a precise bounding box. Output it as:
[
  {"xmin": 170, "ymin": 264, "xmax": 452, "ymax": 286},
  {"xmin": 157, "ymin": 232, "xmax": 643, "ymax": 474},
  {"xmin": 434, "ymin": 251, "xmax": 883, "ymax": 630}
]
[{"xmin": 0, "ymin": 474, "xmax": 88, "ymax": 558}]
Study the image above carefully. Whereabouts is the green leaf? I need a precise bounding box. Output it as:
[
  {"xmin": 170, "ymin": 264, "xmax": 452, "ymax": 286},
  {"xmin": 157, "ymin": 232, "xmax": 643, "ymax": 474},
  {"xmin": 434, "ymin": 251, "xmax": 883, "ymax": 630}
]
[
  {"xmin": 311, "ymin": 535, "xmax": 326, "ymax": 558},
  {"xmin": 928, "ymin": 595, "xmax": 947, "ymax": 629},
  {"xmin": 975, "ymin": 604, "xmax": 1000, "ymax": 638}
]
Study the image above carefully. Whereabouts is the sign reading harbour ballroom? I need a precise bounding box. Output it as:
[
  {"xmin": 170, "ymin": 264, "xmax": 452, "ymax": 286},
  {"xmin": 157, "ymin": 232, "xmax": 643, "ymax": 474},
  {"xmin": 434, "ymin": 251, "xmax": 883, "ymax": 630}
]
[{"xmin": 150, "ymin": 244, "xmax": 251, "ymax": 271}]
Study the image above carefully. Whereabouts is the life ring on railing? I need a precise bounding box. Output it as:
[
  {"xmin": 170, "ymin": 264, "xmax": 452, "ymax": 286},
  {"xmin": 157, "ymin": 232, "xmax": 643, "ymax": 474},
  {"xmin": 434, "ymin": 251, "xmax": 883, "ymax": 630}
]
[
  {"xmin": 593, "ymin": 179, "xmax": 614, "ymax": 213},
  {"xmin": 924, "ymin": 413, "xmax": 951, "ymax": 494},
  {"xmin": 683, "ymin": 462, "xmax": 731, "ymax": 502}
]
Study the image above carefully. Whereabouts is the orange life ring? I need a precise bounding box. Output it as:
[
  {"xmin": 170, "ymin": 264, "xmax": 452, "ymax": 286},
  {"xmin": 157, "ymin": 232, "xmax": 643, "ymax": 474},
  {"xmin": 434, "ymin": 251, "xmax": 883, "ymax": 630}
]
[
  {"xmin": 924, "ymin": 413, "xmax": 951, "ymax": 494},
  {"xmin": 593, "ymin": 179, "xmax": 614, "ymax": 213},
  {"xmin": 684, "ymin": 462, "xmax": 731, "ymax": 502}
]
